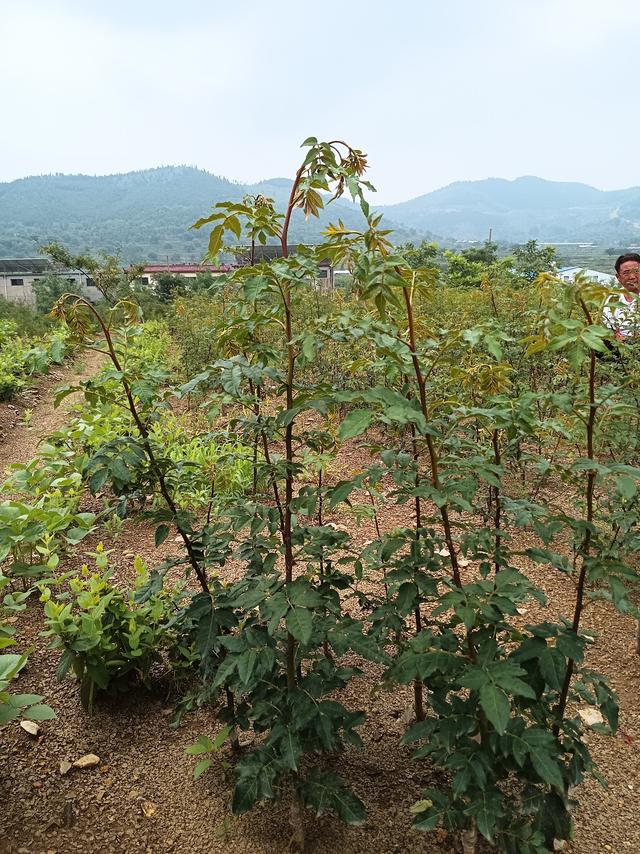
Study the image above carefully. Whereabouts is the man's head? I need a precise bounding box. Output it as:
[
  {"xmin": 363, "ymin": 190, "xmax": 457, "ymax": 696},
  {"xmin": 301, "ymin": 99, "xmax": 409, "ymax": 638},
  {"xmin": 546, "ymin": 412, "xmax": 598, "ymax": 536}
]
[{"xmin": 615, "ymin": 253, "xmax": 640, "ymax": 293}]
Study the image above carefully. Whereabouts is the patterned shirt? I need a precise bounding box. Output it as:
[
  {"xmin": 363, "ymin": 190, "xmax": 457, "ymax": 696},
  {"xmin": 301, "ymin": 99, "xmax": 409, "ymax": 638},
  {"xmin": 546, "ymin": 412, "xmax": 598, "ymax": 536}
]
[{"xmin": 602, "ymin": 291, "xmax": 639, "ymax": 338}]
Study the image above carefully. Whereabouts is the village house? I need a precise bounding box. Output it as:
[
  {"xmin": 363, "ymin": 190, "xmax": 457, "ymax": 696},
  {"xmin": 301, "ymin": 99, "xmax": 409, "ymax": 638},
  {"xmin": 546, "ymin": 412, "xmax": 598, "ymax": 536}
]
[
  {"xmin": 235, "ymin": 245, "xmax": 335, "ymax": 289},
  {"xmin": 0, "ymin": 258, "xmax": 103, "ymax": 304},
  {"xmin": 138, "ymin": 262, "xmax": 234, "ymax": 287}
]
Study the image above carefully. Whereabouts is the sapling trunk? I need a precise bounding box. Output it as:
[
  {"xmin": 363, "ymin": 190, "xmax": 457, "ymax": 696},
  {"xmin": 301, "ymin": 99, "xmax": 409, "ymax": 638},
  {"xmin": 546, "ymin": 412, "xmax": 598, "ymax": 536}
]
[
  {"xmin": 400, "ymin": 283, "xmax": 463, "ymax": 590},
  {"xmin": 491, "ymin": 428, "xmax": 502, "ymax": 575},
  {"xmin": 398, "ymin": 279, "xmax": 482, "ymax": 683},
  {"xmin": 317, "ymin": 469, "xmax": 333, "ymax": 661},
  {"xmin": 281, "ymin": 180, "xmax": 300, "ymax": 692},
  {"xmin": 248, "ymin": 379, "xmax": 260, "ymax": 498},
  {"xmin": 318, "ymin": 468, "xmax": 324, "ymax": 576},
  {"xmin": 553, "ymin": 307, "xmax": 597, "ymax": 735},
  {"xmin": 289, "ymin": 783, "xmax": 306, "ymax": 852},
  {"xmin": 274, "ymin": 140, "xmax": 367, "ymax": 719},
  {"xmin": 243, "ymin": 348, "xmax": 285, "ymax": 532},
  {"xmin": 205, "ymin": 477, "xmax": 216, "ymax": 526},
  {"xmin": 365, "ymin": 485, "xmax": 383, "ymax": 541},
  {"xmin": 398, "ymin": 277, "xmax": 489, "ymax": 843},
  {"xmin": 460, "ymin": 820, "xmax": 478, "ymax": 854},
  {"xmin": 282, "ymin": 341, "xmax": 296, "ymax": 690},
  {"xmin": 260, "ymin": 428, "xmax": 285, "ymax": 535},
  {"xmin": 413, "ymin": 602, "xmax": 425, "ymax": 721},
  {"xmin": 410, "ymin": 420, "xmax": 425, "ymax": 721},
  {"xmin": 278, "ymin": 168, "xmax": 318, "ymax": 846},
  {"xmin": 283, "ymin": 406, "xmax": 296, "ymax": 691},
  {"xmin": 67, "ymin": 298, "xmax": 211, "ymax": 593},
  {"xmin": 487, "ymin": 281, "xmax": 500, "ymax": 321}
]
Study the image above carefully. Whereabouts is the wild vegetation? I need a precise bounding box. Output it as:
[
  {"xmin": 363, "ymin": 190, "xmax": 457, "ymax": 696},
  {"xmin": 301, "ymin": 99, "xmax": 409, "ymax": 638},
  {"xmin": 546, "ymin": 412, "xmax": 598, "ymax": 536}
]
[
  {"xmin": 2, "ymin": 138, "xmax": 640, "ymax": 853},
  {"xmin": 0, "ymin": 315, "xmax": 72, "ymax": 400}
]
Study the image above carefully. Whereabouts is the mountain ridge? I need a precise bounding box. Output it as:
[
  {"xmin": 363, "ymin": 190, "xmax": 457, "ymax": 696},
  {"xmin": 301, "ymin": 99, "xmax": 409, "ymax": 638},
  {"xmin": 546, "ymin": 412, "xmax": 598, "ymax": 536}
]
[
  {"xmin": 376, "ymin": 175, "xmax": 640, "ymax": 241},
  {"xmin": 1, "ymin": 166, "xmax": 640, "ymax": 261}
]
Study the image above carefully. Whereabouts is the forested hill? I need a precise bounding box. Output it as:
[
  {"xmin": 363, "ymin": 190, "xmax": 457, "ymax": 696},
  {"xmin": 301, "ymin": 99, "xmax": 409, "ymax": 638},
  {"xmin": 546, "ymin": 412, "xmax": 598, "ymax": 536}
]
[
  {"xmin": 0, "ymin": 166, "xmax": 420, "ymax": 262},
  {"xmin": 377, "ymin": 176, "xmax": 640, "ymax": 243},
  {"xmin": 2, "ymin": 167, "xmax": 640, "ymax": 262}
]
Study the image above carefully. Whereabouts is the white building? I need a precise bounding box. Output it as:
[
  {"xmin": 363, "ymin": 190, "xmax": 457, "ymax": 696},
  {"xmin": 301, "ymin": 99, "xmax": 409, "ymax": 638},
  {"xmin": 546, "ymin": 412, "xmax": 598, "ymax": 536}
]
[
  {"xmin": 137, "ymin": 263, "xmax": 234, "ymax": 287},
  {"xmin": 235, "ymin": 246, "xmax": 335, "ymax": 289},
  {"xmin": 0, "ymin": 258, "xmax": 103, "ymax": 304},
  {"xmin": 557, "ymin": 266, "xmax": 615, "ymax": 285}
]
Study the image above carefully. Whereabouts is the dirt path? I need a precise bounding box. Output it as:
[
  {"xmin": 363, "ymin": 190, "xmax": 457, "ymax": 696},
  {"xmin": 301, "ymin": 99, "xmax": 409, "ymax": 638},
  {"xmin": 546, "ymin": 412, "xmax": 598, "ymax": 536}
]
[{"xmin": 0, "ymin": 348, "xmax": 105, "ymax": 473}]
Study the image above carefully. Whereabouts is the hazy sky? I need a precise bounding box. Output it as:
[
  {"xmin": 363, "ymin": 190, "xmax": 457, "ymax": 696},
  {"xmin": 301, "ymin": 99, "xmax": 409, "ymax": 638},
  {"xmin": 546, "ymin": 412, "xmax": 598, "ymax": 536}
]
[{"xmin": 2, "ymin": 0, "xmax": 639, "ymax": 203}]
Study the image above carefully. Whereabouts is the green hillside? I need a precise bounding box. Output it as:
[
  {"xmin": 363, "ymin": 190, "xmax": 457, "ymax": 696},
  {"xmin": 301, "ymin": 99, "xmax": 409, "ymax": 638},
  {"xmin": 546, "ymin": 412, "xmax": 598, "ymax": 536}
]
[
  {"xmin": 2, "ymin": 168, "xmax": 640, "ymax": 262},
  {"xmin": 0, "ymin": 166, "xmax": 421, "ymax": 262},
  {"xmin": 377, "ymin": 176, "xmax": 640, "ymax": 243}
]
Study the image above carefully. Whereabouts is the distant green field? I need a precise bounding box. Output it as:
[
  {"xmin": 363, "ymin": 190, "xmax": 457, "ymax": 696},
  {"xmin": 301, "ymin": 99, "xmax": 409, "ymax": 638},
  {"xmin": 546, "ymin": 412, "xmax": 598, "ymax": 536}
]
[{"xmin": 550, "ymin": 245, "xmax": 635, "ymax": 275}]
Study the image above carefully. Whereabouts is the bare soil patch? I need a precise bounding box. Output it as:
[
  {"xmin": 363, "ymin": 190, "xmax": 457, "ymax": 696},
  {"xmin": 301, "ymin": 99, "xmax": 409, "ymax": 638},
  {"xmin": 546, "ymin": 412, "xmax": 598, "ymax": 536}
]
[{"xmin": 0, "ymin": 349, "xmax": 105, "ymax": 473}]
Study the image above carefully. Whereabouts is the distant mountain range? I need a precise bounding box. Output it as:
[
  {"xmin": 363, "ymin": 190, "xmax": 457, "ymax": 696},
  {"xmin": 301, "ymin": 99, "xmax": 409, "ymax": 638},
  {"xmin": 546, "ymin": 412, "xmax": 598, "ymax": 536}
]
[
  {"xmin": 1, "ymin": 166, "xmax": 639, "ymax": 262},
  {"xmin": 378, "ymin": 176, "xmax": 640, "ymax": 243}
]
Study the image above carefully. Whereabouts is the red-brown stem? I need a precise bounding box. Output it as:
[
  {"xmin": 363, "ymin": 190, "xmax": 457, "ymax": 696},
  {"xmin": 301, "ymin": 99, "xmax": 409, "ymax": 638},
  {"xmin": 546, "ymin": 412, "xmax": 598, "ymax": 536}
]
[
  {"xmin": 318, "ymin": 467, "xmax": 333, "ymax": 662},
  {"xmin": 260, "ymin": 430, "xmax": 285, "ymax": 536},
  {"xmin": 491, "ymin": 429, "xmax": 502, "ymax": 575},
  {"xmin": 283, "ymin": 313, "xmax": 295, "ymax": 562},
  {"xmin": 247, "ymin": 376, "xmax": 261, "ymax": 498},
  {"xmin": 71, "ymin": 298, "xmax": 210, "ymax": 594},
  {"xmin": 281, "ymin": 188, "xmax": 299, "ymax": 690},
  {"xmin": 399, "ymin": 281, "xmax": 479, "ymax": 672},
  {"xmin": 280, "ymin": 164, "xmax": 305, "ymax": 256},
  {"xmin": 366, "ymin": 486, "xmax": 387, "ymax": 597},
  {"xmin": 206, "ymin": 476, "xmax": 216, "ymax": 526},
  {"xmin": 411, "ymin": 420, "xmax": 425, "ymax": 720},
  {"xmin": 78, "ymin": 303, "xmax": 244, "ymax": 735},
  {"xmin": 413, "ymin": 603, "xmax": 425, "ymax": 721},
  {"xmin": 553, "ymin": 335, "xmax": 597, "ymax": 736},
  {"xmin": 318, "ymin": 468, "xmax": 324, "ymax": 577},
  {"xmin": 485, "ymin": 275, "xmax": 500, "ymax": 320},
  {"xmin": 401, "ymin": 284, "xmax": 463, "ymax": 590},
  {"xmin": 71, "ymin": 300, "xmax": 246, "ymax": 734},
  {"xmin": 244, "ymin": 358, "xmax": 285, "ymax": 532},
  {"xmin": 279, "ymin": 144, "xmax": 361, "ymax": 687},
  {"xmin": 366, "ymin": 487, "xmax": 383, "ymax": 541}
]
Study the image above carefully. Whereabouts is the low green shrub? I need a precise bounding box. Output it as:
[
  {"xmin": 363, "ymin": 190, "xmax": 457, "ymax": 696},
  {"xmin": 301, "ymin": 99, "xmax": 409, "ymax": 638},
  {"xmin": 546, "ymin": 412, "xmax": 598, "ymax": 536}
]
[
  {"xmin": 169, "ymin": 294, "xmax": 222, "ymax": 380},
  {"xmin": 0, "ymin": 571, "xmax": 55, "ymax": 727},
  {"xmin": 0, "ymin": 299, "xmax": 55, "ymax": 337},
  {"xmin": 4, "ymin": 441, "xmax": 86, "ymax": 508},
  {"xmin": 125, "ymin": 319, "xmax": 175, "ymax": 373},
  {"xmin": 48, "ymin": 403, "xmax": 254, "ymax": 516},
  {"xmin": 0, "ymin": 499, "xmax": 94, "ymax": 581},
  {"xmin": 0, "ymin": 369, "xmax": 25, "ymax": 399},
  {"xmin": 149, "ymin": 414, "xmax": 254, "ymax": 511},
  {"xmin": 0, "ymin": 320, "xmax": 72, "ymax": 401},
  {"xmin": 41, "ymin": 547, "xmax": 190, "ymax": 712},
  {"xmin": 0, "ymin": 430, "xmax": 95, "ymax": 585}
]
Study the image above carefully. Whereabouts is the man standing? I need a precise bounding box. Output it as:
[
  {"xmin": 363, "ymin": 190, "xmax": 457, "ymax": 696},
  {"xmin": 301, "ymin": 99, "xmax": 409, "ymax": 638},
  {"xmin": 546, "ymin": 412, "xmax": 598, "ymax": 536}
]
[{"xmin": 603, "ymin": 253, "xmax": 640, "ymax": 339}]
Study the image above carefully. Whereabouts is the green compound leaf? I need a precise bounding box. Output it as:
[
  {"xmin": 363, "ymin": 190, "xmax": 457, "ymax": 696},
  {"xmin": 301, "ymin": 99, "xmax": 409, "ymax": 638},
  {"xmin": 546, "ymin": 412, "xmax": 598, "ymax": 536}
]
[
  {"xmin": 338, "ymin": 409, "xmax": 374, "ymax": 441},
  {"xmin": 479, "ymin": 683, "xmax": 510, "ymax": 735},
  {"xmin": 300, "ymin": 769, "xmax": 366, "ymax": 826},
  {"xmin": 285, "ymin": 607, "xmax": 313, "ymax": 646}
]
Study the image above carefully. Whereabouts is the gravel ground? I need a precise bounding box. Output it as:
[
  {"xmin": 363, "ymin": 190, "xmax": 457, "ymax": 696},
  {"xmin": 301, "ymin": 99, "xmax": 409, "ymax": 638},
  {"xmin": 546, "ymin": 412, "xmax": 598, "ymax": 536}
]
[{"xmin": 1, "ymin": 366, "xmax": 639, "ymax": 854}]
